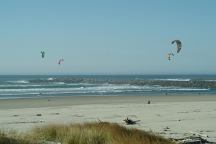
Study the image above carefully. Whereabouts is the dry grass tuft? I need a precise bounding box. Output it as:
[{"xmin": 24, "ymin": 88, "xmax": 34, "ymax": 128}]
[
  {"xmin": 0, "ymin": 122, "xmax": 175, "ymax": 144},
  {"xmin": 0, "ymin": 130, "xmax": 34, "ymax": 144}
]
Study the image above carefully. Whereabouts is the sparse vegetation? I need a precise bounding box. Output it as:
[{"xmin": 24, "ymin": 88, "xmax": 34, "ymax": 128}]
[{"xmin": 0, "ymin": 122, "xmax": 175, "ymax": 144}]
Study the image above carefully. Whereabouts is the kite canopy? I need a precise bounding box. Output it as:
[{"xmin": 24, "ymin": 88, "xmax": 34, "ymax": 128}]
[
  {"xmin": 171, "ymin": 40, "xmax": 182, "ymax": 53},
  {"xmin": 41, "ymin": 51, "xmax": 45, "ymax": 58}
]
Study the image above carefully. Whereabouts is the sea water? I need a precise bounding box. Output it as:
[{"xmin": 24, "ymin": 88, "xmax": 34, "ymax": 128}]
[{"xmin": 0, "ymin": 75, "xmax": 216, "ymax": 99}]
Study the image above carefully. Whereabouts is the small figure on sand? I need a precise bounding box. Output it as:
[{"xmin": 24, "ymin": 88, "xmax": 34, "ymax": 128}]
[{"xmin": 147, "ymin": 100, "xmax": 151, "ymax": 104}]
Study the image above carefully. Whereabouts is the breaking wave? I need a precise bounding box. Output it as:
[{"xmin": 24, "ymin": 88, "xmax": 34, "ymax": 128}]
[
  {"xmin": 1, "ymin": 75, "xmax": 216, "ymax": 99},
  {"xmin": 154, "ymin": 78, "xmax": 191, "ymax": 82},
  {"xmin": 6, "ymin": 80, "xmax": 29, "ymax": 84}
]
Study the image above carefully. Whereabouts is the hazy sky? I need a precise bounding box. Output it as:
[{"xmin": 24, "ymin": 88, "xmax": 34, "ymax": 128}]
[{"xmin": 0, "ymin": 0, "xmax": 216, "ymax": 75}]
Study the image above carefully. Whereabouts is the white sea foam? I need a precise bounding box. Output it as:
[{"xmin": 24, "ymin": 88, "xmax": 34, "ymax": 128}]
[
  {"xmin": 0, "ymin": 84, "xmax": 208, "ymax": 93},
  {"xmin": 7, "ymin": 80, "xmax": 29, "ymax": 84},
  {"xmin": 47, "ymin": 78, "xmax": 55, "ymax": 81},
  {"xmin": 54, "ymin": 82, "xmax": 65, "ymax": 85},
  {"xmin": 0, "ymin": 92, "xmax": 40, "ymax": 96},
  {"xmin": 0, "ymin": 84, "xmax": 42, "ymax": 87},
  {"xmin": 204, "ymin": 80, "xmax": 216, "ymax": 82},
  {"xmin": 161, "ymin": 88, "xmax": 209, "ymax": 91},
  {"xmin": 0, "ymin": 83, "xmax": 210, "ymax": 98},
  {"xmin": 155, "ymin": 78, "xmax": 191, "ymax": 82}
]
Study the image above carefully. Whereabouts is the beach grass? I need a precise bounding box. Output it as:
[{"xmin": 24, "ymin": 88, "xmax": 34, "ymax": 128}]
[{"xmin": 0, "ymin": 122, "xmax": 174, "ymax": 144}]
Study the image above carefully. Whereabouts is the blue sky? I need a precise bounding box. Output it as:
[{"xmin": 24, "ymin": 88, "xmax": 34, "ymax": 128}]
[{"xmin": 0, "ymin": 0, "xmax": 216, "ymax": 75}]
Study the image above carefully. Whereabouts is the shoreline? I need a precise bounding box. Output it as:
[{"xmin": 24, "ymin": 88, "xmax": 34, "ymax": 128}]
[
  {"xmin": 0, "ymin": 94, "xmax": 216, "ymax": 142},
  {"xmin": 0, "ymin": 94, "xmax": 216, "ymax": 109}
]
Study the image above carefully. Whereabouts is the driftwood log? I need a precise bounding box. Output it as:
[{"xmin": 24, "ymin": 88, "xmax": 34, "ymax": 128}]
[
  {"xmin": 123, "ymin": 117, "xmax": 140, "ymax": 125},
  {"xmin": 171, "ymin": 135, "xmax": 215, "ymax": 144}
]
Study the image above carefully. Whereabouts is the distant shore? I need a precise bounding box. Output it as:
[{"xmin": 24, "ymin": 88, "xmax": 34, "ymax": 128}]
[{"xmin": 0, "ymin": 94, "xmax": 216, "ymax": 142}]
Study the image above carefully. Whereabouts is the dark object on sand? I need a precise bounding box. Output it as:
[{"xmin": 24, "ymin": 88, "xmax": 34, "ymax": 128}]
[
  {"xmin": 123, "ymin": 117, "xmax": 140, "ymax": 125},
  {"xmin": 36, "ymin": 114, "xmax": 42, "ymax": 116},
  {"xmin": 173, "ymin": 137, "xmax": 208, "ymax": 144},
  {"xmin": 147, "ymin": 100, "xmax": 151, "ymax": 104},
  {"xmin": 163, "ymin": 126, "xmax": 170, "ymax": 132}
]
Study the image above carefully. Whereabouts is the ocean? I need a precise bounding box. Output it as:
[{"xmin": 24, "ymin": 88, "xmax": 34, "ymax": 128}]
[{"xmin": 0, "ymin": 75, "xmax": 216, "ymax": 99}]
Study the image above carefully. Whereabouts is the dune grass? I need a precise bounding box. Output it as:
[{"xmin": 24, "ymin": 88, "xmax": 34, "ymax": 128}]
[{"xmin": 0, "ymin": 122, "xmax": 175, "ymax": 144}]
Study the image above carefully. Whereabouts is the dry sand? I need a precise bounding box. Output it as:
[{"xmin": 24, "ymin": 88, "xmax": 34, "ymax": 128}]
[{"xmin": 0, "ymin": 95, "xmax": 216, "ymax": 142}]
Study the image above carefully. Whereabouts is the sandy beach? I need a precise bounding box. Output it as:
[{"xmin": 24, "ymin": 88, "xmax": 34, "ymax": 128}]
[{"xmin": 0, "ymin": 95, "xmax": 216, "ymax": 142}]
